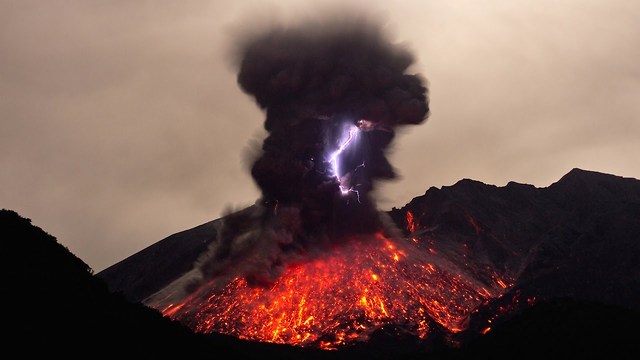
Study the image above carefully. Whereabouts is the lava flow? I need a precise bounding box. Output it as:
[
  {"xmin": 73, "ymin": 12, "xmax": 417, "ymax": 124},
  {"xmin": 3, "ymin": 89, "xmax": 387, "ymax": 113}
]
[{"xmin": 155, "ymin": 233, "xmax": 508, "ymax": 349}]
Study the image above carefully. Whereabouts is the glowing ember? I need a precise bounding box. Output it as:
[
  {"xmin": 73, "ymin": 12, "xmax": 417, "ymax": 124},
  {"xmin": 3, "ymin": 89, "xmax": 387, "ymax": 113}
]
[
  {"xmin": 154, "ymin": 233, "xmax": 509, "ymax": 349},
  {"xmin": 406, "ymin": 210, "xmax": 416, "ymax": 233}
]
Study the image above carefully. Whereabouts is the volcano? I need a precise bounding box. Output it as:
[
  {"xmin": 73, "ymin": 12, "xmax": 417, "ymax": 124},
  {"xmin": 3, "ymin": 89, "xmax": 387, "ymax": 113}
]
[
  {"xmin": 98, "ymin": 168, "xmax": 640, "ymax": 353},
  {"xmin": 95, "ymin": 15, "xmax": 639, "ymax": 355}
]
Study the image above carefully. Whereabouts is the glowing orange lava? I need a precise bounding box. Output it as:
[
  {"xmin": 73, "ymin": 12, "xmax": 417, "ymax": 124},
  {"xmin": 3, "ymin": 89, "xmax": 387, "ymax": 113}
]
[
  {"xmin": 154, "ymin": 233, "xmax": 510, "ymax": 349},
  {"xmin": 406, "ymin": 210, "xmax": 416, "ymax": 233}
]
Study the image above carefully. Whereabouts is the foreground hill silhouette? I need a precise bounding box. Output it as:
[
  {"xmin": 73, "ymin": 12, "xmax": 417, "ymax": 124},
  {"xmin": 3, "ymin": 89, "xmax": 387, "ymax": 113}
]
[
  {"xmin": 3, "ymin": 168, "xmax": 640, "ymax": 358},
  {"xmin": 0, "ymin": 209, "xmax": 331, "ymax": 358}
]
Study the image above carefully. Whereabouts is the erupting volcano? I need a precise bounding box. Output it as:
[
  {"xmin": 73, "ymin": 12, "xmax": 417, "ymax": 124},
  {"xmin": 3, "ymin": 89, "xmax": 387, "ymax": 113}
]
[
  {"xmin": 153, "ymin": 232, "xmax": 511, "ymax": 349},
  {"xmin": 143, "ymin": 14, "xmax": 512, "ymax": 349}
]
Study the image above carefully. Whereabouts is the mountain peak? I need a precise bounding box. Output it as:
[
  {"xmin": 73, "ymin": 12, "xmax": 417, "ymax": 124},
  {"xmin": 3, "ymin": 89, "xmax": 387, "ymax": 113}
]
[
  {"xmin": 559, "ymin": 167, "xmax": 616, "ymax": 181},
  {"xmin": 549, "ymin": 168, "xmax": 640, "ymax": 202}
]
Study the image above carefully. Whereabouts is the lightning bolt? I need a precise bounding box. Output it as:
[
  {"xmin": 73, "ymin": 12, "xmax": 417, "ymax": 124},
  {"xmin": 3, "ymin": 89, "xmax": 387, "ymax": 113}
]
[{"xmin": 328, "ymin": 125, "xmax": 362, "ymax": 198}]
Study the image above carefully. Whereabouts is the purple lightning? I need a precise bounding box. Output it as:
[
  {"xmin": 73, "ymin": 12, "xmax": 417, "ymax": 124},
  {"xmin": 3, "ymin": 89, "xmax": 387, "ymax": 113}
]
[{"xmin": 329, "ymin": 124, "xmax": 361, "ymax": 196}]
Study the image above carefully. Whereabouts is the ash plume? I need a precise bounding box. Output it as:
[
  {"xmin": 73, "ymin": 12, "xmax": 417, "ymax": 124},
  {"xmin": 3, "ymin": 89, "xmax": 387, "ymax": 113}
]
[
  {"xmin": 237, "ymin": 16, "xmax": 429, "ymax": 236},
  {"xmin": 147, "ymin": 13, "xmax": 430, "ymax": 300}
]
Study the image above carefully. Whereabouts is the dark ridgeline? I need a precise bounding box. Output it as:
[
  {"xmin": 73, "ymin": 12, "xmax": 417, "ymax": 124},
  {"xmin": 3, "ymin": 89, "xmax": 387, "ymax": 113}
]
[{"xmin": 389, "ymin": 167, "xmax": 640, "ymax": 315}]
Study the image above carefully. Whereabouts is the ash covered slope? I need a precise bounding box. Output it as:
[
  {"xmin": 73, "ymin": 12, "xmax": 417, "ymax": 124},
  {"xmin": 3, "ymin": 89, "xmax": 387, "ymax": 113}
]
[
  {"xmin": 97, "ymin": 216, "xmax": 223, "ymax": 303},
  {"xmin": 99, "ymin": 168, "xmax": 640, "ymax": 317}
]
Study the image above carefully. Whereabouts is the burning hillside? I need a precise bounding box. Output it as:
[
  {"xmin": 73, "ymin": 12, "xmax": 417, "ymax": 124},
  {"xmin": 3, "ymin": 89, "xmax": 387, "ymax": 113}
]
[{"xmin": 150, "ymin": 232, "xmax": 511, "ymax": 349}]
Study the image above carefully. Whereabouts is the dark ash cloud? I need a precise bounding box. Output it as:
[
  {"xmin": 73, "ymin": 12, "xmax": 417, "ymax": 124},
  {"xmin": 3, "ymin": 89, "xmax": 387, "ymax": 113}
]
[{"xmin": 176, "ymin": 12, "xmax": 430, "ymax": 292}]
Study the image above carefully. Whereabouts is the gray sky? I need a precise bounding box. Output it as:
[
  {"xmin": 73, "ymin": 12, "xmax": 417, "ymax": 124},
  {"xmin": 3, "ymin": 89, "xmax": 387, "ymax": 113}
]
[{"xmin": 2, "ymin": 0, "xmax": 639, "ymax": 273}]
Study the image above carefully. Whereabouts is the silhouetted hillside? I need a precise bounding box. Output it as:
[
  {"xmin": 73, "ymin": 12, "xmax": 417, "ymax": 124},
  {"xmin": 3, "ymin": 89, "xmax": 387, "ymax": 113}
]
[
  {"xmin": 0, "ymin": 209, "xmax": 331, "ymax": 358},
  {"xmin": 454, "ymin": 298, "xmax": 640, "ymax": 359}
]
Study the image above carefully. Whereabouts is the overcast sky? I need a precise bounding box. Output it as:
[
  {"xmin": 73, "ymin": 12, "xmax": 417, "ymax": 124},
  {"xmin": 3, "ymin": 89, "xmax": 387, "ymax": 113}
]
[{"xmin": 2, "ymin": 0, "xmax": 639, "ymax": 273}]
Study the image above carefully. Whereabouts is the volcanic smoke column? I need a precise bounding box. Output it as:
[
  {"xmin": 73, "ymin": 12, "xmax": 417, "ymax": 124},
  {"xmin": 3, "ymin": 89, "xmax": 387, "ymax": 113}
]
[
  {"xmin": 237, "ymin": 18, "xmax": 430, "ymax": 240},
  {"xmin": 144, "ymin": 16, "xmax": 433, "ymax": 315}
]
